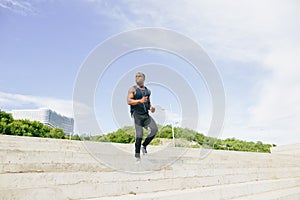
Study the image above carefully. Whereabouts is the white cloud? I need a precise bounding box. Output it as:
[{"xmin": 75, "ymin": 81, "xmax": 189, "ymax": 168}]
[
  {"xmin": 86, "ymin": 1, "xmax": 292, "ymax": 61},
  {"xmin": 247, "ymin": 43, "xmax": 300, "ymax": 144},
  {"xmin": 0, "ymin": 92, "xmax": 73, "ymax": 118},
  {"xmin": 0, "ymin": 0, "xmax": 38, "ymax": 15},
  {"xmin": 85, "ymin": 0, "xmax": 300, "ymax": 144}
]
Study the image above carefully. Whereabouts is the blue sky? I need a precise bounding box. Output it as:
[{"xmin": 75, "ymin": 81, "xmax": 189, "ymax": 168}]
[{"xmin": 1, "ymin": 0, "xmax": 300, "ymax": 145}]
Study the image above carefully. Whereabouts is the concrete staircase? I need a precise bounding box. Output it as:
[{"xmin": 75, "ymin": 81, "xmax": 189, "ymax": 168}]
[{"xmin": 0, "ymin": 135, "xmax": 299, "ymax": 200}]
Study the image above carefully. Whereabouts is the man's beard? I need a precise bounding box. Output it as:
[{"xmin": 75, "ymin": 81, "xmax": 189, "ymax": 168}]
[{"xmin": 136, "ymin": 81, "xmax": 144, "ymax": 87}]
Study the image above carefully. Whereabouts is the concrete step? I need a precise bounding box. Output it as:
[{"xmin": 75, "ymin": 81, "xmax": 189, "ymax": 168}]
[
  {"xmin": 1, "ymin": 168, "xmax": 300, "ymax": 199},
  {"xmin": 1, "ymin": 135, "xmax": 300, "ymax": 200},
  {"xmin": 2, "ymin": 167, "xmax": 300, "ymax": 189},
  {"xmin": 2, "ymin": 151, "xmax": 298, "ymax": 168},
  {"xmin": 1, "ymin": 135, "xmax": 299, "ymax": 161},
  {"xmin": 1, "ymin": 139, "xmax": 298, "ymax": 163},
  {"xmin": 0, "ymin": 178, "xmax": 300, "ymax": 200},
  {"xmin": 1, "ymin": 151, "xmax": 299, "ymax": 175},
  {"xmin": 231, "ymin": 185, "xmax": 300, "ymax": 200},
  {"xmin": 1, "ymin": 143, "xmax": 300, "ymax": 174},
  {"xmin": 51, "ymin": 177, "xmax": 300, "ymax": 200},
  {"xmin": 0, "ymin": 135, "xmax": 86, "ymax": 152},
  {"xmin": 0, "ymin": 162, "xmax": 111, "ymax": 174},
  {"xmin": 0, "ymin": 149, "xmax": 97, "ymax": 164},
  {"xmin": 2, "ymin": 135, "xmax": 299, "ymax": 166}
]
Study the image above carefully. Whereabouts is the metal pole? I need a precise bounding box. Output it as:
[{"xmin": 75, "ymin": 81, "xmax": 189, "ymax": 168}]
[{"xmin": 170, "ymin": 104, "xmax": 175, "ymax": 147}]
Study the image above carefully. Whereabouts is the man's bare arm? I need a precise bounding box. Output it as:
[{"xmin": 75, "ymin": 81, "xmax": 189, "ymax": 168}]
[
  {"xmin": 147, "ymin": 89, "xmax": 155, "ymax": 113},
  {"xmin": 147, "ymin": 89, "xmax": 152, "ymax": 108}
]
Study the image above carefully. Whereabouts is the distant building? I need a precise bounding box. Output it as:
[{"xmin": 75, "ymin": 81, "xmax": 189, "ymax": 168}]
[{"xmin": 11, "ymin": 108, "xmax": 74, "ymax": 134}]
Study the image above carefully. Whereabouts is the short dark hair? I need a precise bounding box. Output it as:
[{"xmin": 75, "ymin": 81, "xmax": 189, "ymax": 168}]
[{"xmin": 136, "ymin": 72, "xmax": 145, "ymax": 79}]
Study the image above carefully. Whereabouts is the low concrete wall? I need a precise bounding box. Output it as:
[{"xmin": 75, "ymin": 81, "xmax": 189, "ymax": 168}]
[{"xmin": 271, "ymin": 143, "xmax": 300, "ymax": 156}]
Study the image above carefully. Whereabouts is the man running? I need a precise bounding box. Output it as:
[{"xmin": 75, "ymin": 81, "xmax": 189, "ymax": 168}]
[{"xmin": 127, "ymin": 72, "xmax": 158, "ymax": 161}]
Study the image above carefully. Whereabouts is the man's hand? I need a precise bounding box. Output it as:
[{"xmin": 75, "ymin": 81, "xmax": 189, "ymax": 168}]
[
  {"xmin": 139, "ymin": 96, "xmax": 148, "ymax": 104},
  {"xmin": 150, "ymin": 106, "xmax": 155, "ymax": 113}
]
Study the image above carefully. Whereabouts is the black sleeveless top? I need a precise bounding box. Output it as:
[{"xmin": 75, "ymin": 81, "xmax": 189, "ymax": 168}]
[{"xmin": 130, "ymin": 86, "xmax": 150, "ymax": 115}]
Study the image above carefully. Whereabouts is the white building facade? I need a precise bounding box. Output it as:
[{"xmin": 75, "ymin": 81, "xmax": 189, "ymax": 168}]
[{"xmin": 11, "ymin": 108, "xmax": 74, "ymax": 134}]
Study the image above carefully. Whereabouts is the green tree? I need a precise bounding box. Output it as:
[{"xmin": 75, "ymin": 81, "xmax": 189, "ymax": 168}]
[
  {"xmin": 0, "ymin": 110, "xmax": 14, "ymax": 134},
  {"xmin": 8, "ymin": 120, "xmax": 25, "ymax": 136},
  {"xmin": 0, "ymin": 111, "xmax": 13, "ymax": 124},
  {"xmin": 95, "ymin": 134, "xmax": 110, "ymax": 142},
  {"xmin": 120, "ymin": 126, "xmax": 135, "ymax": 137},
  {"xmin": 175, "ymin": 127, "xmax": 198, "ymax": 142},
  {"xmin": 158, "ymin": 125, "xmax": 172, "ymax": 139},
  {"xmin": 49, "ymin": 128, "xmax": 65, "ymax": 139},
  {"xmin": 107, "ymin": 129, "xmax": 134, "ymax": 143},
  {"xmin": 194, "ymin": 133, "xmax": 205, "ymax": 145},
  {"xmin": 71, "ymin": 134, "xmax": 81, "ymax": 140}
]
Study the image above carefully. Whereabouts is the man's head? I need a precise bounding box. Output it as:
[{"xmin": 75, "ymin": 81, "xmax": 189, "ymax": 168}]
[{"xmin": 135, "ymin": 72, "xmax": 145, "ymax": 87}]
